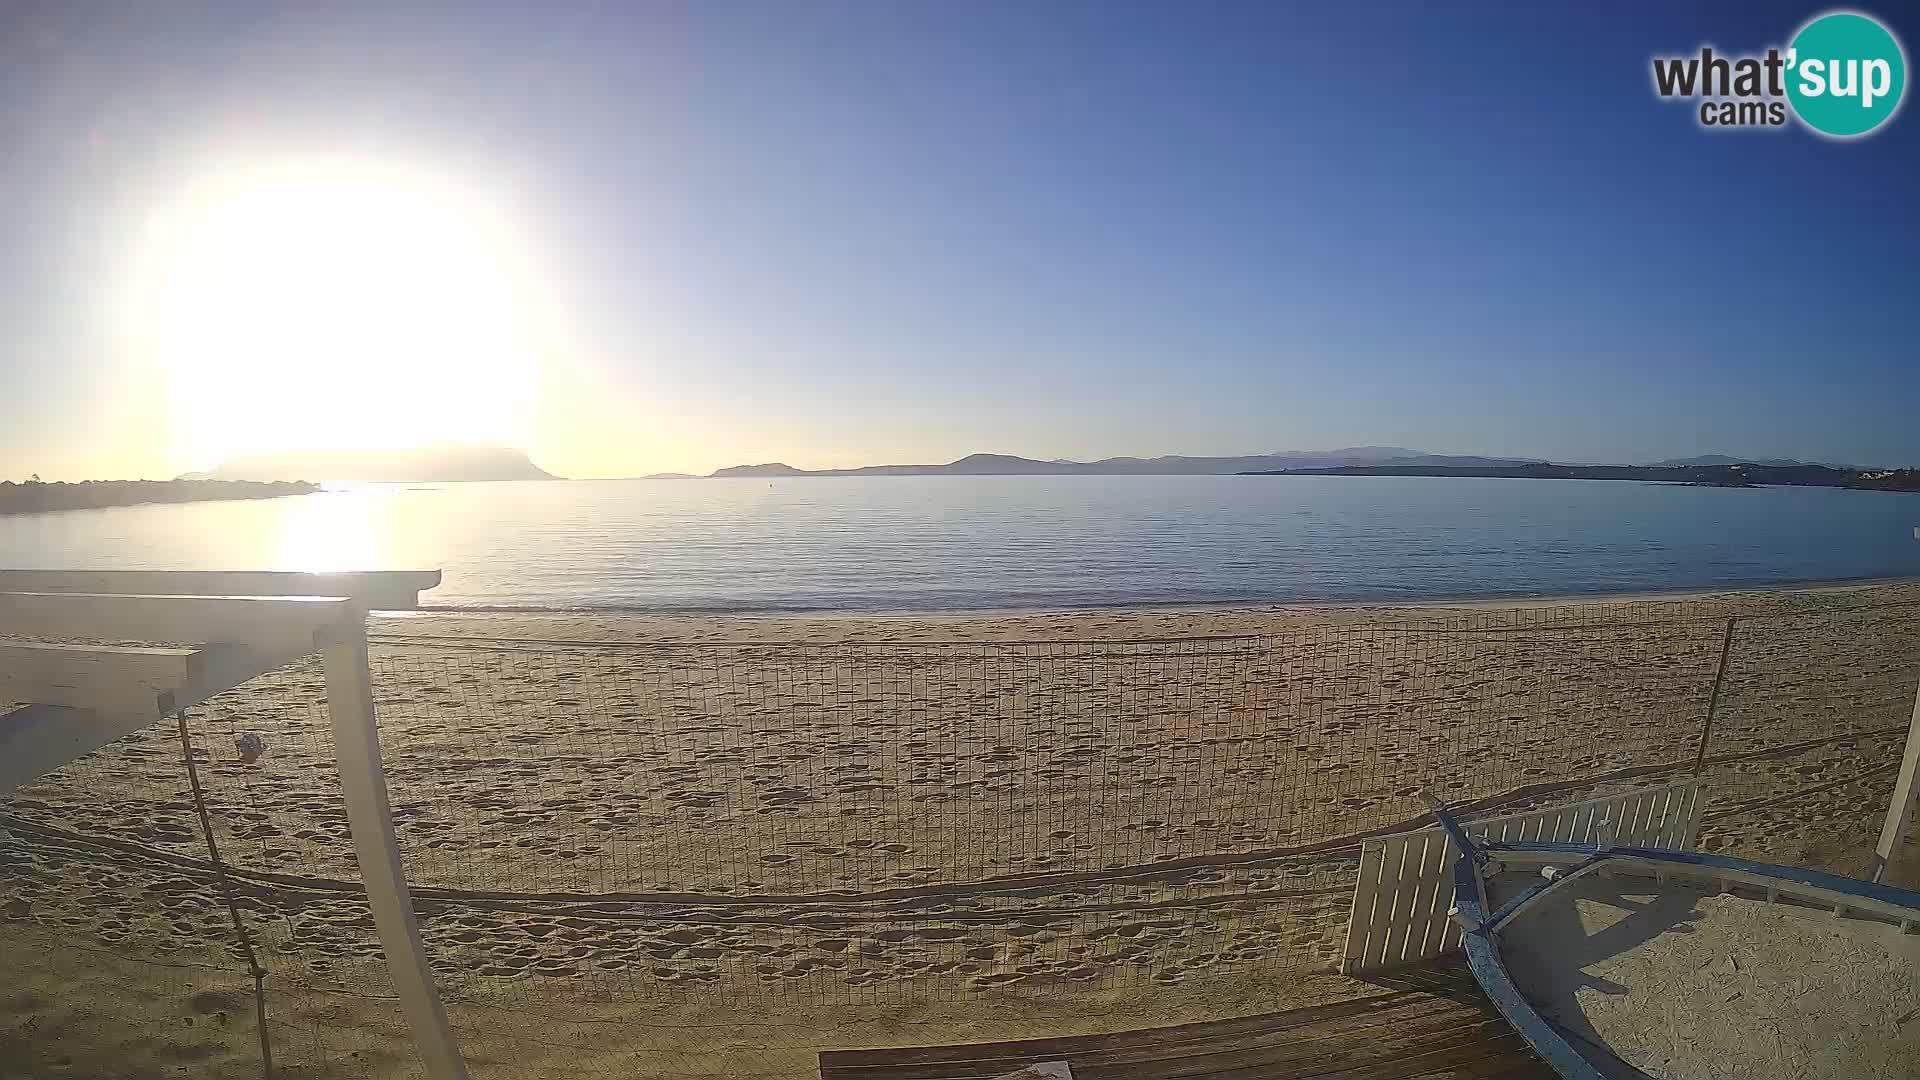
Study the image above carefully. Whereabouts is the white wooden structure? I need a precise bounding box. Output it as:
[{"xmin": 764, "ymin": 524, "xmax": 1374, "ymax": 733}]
[
  {"xmin": 1879, "ymin": 678, "xmax": 1920, "ymax": 889},
  {"xmin": 0, "ymin": 569, "xmax": 467, "ymax": 1080},
  {"xmin": 1341, "ymin": 781, "xmax": 1706, "ymax": 975}
]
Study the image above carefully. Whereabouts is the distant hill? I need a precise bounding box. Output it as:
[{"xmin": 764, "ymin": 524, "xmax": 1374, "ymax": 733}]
[
  {"xmin": 642, "ymin": 472, "xmax": 700, "ymax": 480},
  {"xmin": 701, "ymin": 449, "xmax": 1545, "ymax": 478},
  {"xmin": 1248, "ymin": 461, "xmax": 1920, "ymax": 492},
  {"xmin": 711, "ymin": 462, "xmax": 810, "ymax": 478},
  {"xmin": 1647, "ymin": 454, "xmax": 1859, "ymax": 469},
  {"xmin": 202, "ymin": 445, "xmax": 557, "ymax": 483}
]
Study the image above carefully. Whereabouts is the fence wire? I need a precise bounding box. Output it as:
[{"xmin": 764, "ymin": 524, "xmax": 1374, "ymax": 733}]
[
  {"xmin": 1, "ymin": 595, "xmax": 1916, "ymax": 1078},
  {"xmin": 1, "ymin": 656, "xmax": 423, "ymax": 1080}
]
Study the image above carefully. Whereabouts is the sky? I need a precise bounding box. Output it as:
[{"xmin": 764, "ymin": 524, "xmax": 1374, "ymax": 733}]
[{"xmin": 1, "ymin": 1, "xmax": 1916, "ymax": 480}]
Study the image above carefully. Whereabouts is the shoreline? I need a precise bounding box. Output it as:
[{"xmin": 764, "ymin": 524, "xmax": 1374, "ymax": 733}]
[
  {"xmin": 373, "ymin": 576, "xmax": 1920, "ymax": 645},
  {"xmin": 0, "ymin": 478, "xmax": 319, "ymax": 517},
  {"xmin": 389, "ymin": 573, "xmax": 1920, "ymax": 623}
]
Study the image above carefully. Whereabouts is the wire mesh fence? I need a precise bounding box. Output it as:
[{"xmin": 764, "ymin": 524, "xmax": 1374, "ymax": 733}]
[
  {"xmin": 1695, "ymin": 601, "xmax": 1920, "ymax": 875},
  {"xmin": 2, "ymin": 593, "xmax": 1916, "ymax": 1077},
  {"xmin": 0, "ymin": 655, "xmax": 424, "ymax": 1079}
]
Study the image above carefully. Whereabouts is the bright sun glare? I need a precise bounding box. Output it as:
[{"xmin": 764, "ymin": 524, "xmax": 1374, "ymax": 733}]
[{"xmin": 132, "ymin": 159, "xmax": 539, "ymax": 467}]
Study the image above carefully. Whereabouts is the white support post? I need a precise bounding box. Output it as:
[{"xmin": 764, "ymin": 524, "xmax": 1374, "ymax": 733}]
[
  {"xmin": 1876, "ymin": 675, "xmax": 1920, "ymax": 889},
  {"xmin": 319, "ymin": 619, "xmax": 469, "ymax": 1080}
]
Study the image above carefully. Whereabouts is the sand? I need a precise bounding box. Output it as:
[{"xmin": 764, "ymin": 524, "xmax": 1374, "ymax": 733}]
[
  {"xmin": 2, "ymin": 580, "xmax": 1917, "ymax": 1079},
  {"xmin": 1499, "ymin": 879, "xmax": 1920, "ymax": 1079}
]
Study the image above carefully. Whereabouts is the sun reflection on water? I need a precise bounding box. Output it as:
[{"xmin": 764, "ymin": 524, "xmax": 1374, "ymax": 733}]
[{"xmin": 275, "ymin": 488, "xmax": 392, "ymax": 573}]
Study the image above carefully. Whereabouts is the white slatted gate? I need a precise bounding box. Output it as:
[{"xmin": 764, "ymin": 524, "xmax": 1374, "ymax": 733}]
[{"xmin": 1340, "ymin": 780, "xmax": 1705, "ymax": 975}]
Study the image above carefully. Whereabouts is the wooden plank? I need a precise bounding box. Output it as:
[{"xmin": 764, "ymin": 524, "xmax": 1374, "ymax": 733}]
[
  {"xmin": 1658, "ymin": 786, "xmax": 1683, "ymax": 847},
  {"xmin": 0, "ymin": 641, "xmax": 202, "ymax": 715},
  {"xmin": 170, "ymin": 645, "xmax": 298, "ymax": 713},
  {"xmin": 1519, "ymin": 809, "xmax": 1546, "ymax": 838},
  {"xmin": 1545, "ymin": 806, "xmax": 1572, "ymax": 844},
  {"xmin": 1403, "ymin": 832, "xmax": 1454, "ymax": 963},
  {"xmin": 320, "ymin": 622, "xmax": 468, "ymax": 1080},
  {"xmin": 0, "ymin": 592, "xmax": 357, "ymax": 651},
  {"xmin": 1644, "ymin": 787, "xmax": 1671, "ymax": 847},
  {"xmin": 1367, "ymin": 834, "xmax": 1413, "ymax": 968},
  {"xmin": 0, "ymin": 569, "xmax": 441, "ymax": 610},
  {"xmin": 1666, "ymin": 786, "xmax": 1693, "ymax": 848},
  {"xmin": 1341, "ymin": 783, "xmax": 1703, "ymax": 975},
  {"xmin": 1342, "ymin": 842, "xmax": 1387, "ymax": 973},
  {"xmin": 0, "ymin": 643, "xmax": 309, "ymax": 793},
  {"xmin": 1877, "ymin": 676, "xmax": 1920, "ymax": 888},
  {"xmin": 1076, "ymin": 1015, "xmax": 1513, "ymax": 1080},
  {"xmin": 1377, "ymin": 838, "xmax": 1419, "ymax": 968},
  {"xmin": 1627, "ymin": 790, "xmax": 1655, "ymax": 841},
  {"xmin": 821, "ymin": 992, "xmax": 1504, "ymax": 1080},
  {"xmin": 934, "ymin": 1017, "xmax": 1526, "ymax": 1080},
  {"xmin": 1565, "ymin": 802, "xmax": 1594, "ymax": 845},
  {"xmin": 823, "ymin": 993, "xmax": 1441, "ymax": 1071},
  {"xmin": 1657, "ymin": 786, "xmax": 1685, "ymax": 848},
  {"xmin": 1681, "ymin": 786, "xmax": 1706, "ymax": 851},
  {"xmin": 1393, "ymin": 835, "xmax": 1438, "ymax": 967},
  {"xmin": 1615, "ymin": 792, "xmax": 1642, "ymax": 843},
  {"xmin": 1306, "ymin": 1029, "xmax": 1539, "ymax": 1080},
  {"xmin": 831, "ymin": 1002, "xmax": 1480, "ymax": 1080}
]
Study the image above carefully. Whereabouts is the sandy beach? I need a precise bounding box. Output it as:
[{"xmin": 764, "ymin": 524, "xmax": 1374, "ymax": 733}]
[{"xmin": 3, "ymin": 580, "xmax": 1917, "ymax": 1079}]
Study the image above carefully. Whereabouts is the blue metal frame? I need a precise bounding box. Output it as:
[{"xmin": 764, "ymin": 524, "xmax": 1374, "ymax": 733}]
[{"xmin": 1427, "ymin": 804, "xmax": 1920, "ymax": 1080}]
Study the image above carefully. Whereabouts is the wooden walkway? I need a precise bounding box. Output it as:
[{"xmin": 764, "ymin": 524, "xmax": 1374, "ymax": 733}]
[{"xmin": 818, "ymin": 960, "xmax": 1552, "ymax": 1080}]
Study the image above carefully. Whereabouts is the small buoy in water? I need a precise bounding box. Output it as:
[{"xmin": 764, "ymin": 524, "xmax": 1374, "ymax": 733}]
[{"xmin": 235, "ymin": 732, "xmax": 266, "ymax": 765}]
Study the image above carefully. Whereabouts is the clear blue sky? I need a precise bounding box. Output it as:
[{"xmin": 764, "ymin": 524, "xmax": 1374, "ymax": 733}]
[{"xmin": 2, "ymin": 1, "xmax": 1916, "ymax": 478}]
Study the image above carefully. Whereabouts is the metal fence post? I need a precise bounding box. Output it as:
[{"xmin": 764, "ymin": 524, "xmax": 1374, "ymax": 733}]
[{"xmin": 1692, "ymin": 616, "xmax": 1738, "ymax": 776}]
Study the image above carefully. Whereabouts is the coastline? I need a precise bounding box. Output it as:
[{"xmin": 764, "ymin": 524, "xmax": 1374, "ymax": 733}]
[
  {"xmin": 0, "ymin": 478, "xmax": 319, "ymax": 516},
  {"xmin": 402, "ymin": 571, "xmax": 1920, "ymax": 617},
  {"xmin": 377, "ymin": 575, "xmax": 1920, "ymax": 644}
]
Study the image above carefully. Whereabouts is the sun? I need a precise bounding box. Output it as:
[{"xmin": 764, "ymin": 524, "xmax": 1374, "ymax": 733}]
[{"xmin": 129, "ymin": 158, "xmax": 540, "ymax": 467}]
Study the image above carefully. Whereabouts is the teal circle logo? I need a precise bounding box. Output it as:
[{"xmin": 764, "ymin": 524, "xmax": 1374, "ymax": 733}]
[{"xmin": 1787, "ymin": 12, "xmax": 1906, "ymax": 137}]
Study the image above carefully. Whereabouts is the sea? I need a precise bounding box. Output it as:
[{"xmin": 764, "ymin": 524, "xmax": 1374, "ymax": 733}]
[{"xmin": 1, "ymin": 475, "xmax": 1916, "ymax": 612}]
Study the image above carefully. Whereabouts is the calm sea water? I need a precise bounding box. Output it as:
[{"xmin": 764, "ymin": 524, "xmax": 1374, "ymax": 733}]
[{"xmin": 1, "ymin": 476, "xmax": 1916, "ymax": 611}]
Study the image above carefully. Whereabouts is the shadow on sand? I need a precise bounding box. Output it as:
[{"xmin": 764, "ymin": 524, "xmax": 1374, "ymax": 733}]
[{"xmin": 1488, "ymin": 879, "xmax": 1706, "ymax": 1079}]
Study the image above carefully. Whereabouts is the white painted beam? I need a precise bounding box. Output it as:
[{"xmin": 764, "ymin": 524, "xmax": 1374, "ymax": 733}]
[
  {"xmin": 320, "ymin": 622, "xmax": 469, "ymax": 1080},
  {"xmin": 168, "ymin": 645, "xmax": 299, "ymax": 714},
  {"xmin": 0, "ymin": 643, "xmax": 305, "ymax": 793},
  {"xmin": 0, "ymin": 592, "xmax": 358, "ymax": 651},
  {"xmin": 0, "ymin": 641, "xmax": 203, "ymax": 716},
  {"xmin": 0, "ymin": 570, "xmax": 441, "ymax": 610}
]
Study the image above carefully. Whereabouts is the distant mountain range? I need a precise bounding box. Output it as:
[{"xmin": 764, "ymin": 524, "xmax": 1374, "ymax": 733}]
[
  {"xmin": 1249, "ymin": 461, "xmax": 1920, "ymax": 492},
  {"xmin": 1646, "ymin": 454, "xmax": 1855, "ymax": 469},
  {"xmin": 188, "ymin": 445, "xmax": 557, "ymax": 483},
  {"xmin": 176, "ymin": 445, "xmax": 1889, "ymax": 484},
  {"xmin": 692, "ymin": 448, "xmax": 1547, "ymax": 478}
]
